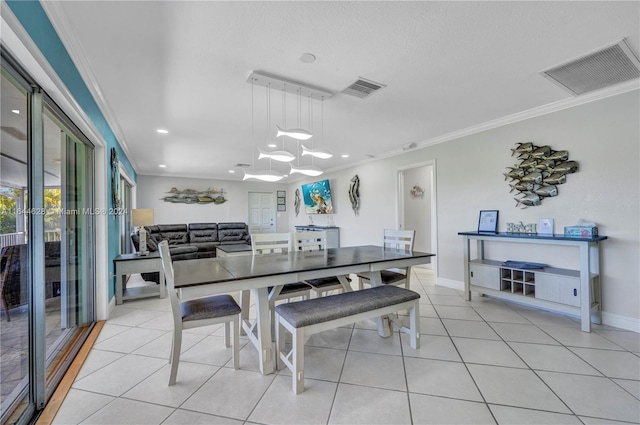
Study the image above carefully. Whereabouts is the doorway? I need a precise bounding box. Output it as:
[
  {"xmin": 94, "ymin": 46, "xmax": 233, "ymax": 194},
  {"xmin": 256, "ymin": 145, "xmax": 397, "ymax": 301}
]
[
  {"xmin": 248, "ymin": 192, "xmax": 276, "ymax": 234},
  {"xmin": 397, "ymin": 161, "xmax": 436, "ymax": 270}
]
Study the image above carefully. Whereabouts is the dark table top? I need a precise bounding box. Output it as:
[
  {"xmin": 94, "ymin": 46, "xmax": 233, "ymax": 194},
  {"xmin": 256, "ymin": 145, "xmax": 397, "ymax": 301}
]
[
  {"xmin": 173, "ymin": 245, "xmax": 435, "ymax": 289},
  {"xmin": 114, "ymin": 252, "xmax": 160, "ymax": 262}
]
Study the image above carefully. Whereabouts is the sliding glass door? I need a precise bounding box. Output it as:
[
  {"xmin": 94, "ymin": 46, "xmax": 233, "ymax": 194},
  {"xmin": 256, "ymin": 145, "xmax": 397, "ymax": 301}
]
[{"xmin": 1, "ymin": 51, "xmax": 96, "ymax": 424}]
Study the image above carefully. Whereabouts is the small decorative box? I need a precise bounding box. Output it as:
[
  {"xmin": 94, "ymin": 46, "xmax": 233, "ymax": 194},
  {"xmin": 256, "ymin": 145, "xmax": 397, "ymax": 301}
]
[{"xmin": 564, "ymin": 226, "xmax": 598, "ymax": 238}]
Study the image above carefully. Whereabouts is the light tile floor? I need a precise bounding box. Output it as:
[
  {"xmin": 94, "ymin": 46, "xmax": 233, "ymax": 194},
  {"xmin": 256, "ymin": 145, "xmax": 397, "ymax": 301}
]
[{"xmin": 52, "ymin": 268, "xmax": 640, "ymax": 424}]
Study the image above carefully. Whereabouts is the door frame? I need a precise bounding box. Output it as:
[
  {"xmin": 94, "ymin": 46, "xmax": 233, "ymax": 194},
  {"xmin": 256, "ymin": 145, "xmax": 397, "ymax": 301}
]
[{"xmin": 397, "ymin": 160, "xmax": 438, "ymax": 273}]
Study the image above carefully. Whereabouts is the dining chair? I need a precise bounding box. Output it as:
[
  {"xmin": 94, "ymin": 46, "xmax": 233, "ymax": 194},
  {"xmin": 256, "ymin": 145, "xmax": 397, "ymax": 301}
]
[
  {"xmin": 158, "ymin": 240, "xmax": 241, "ymax": 386},
  {"xmin": 294, "ymin": 231, "xmax": 349, "ymax": 296},
  {"xmin": 250, "ymin": 232, "xmax": 312, "ymax": 308},
  {"xmin": 357, "ymin": 229, "xmax": 416, "ymax": 290}
]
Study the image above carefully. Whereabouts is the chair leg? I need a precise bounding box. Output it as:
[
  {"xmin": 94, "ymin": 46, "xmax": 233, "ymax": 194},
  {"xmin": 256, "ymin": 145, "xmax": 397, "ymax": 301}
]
[
  {"xmin": 240, "ymin": 290, "xmax": 250, "ymax": 336},
  {"xmin": 358, "ymin": 277, "xmax": 367, "ymax": 290},
  {"xmin": 409, "ymin": 301, "xmax": 420, "ymax": 349},
  {"xmin": 232, "ymin": 316, "xmax": 240, "ymax": 370},
  {"xmin": 168, "ymin": 328, "xmax": 183, "ymax": 386},
  {"xmin": 275, "ymin": 314, "xmax": 284, "ymax": 371},
  {"xmin": 224, "ymin": 321, "xmax": 231, "ymax": 348}
]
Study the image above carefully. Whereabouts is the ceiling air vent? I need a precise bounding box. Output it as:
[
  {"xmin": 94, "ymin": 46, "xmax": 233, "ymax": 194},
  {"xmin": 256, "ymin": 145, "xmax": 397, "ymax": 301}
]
[
  {"xmin": 540, "ymin": 39, "xmax": 640, "ymax": 96},
  {"xmin": 342, "ymin": 78, "xmax": 386, "ymax": 99}
]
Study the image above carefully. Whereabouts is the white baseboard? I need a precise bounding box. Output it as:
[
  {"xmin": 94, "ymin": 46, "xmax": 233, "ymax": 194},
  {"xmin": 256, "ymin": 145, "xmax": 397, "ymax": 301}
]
[
  {"xmin": 435, "ymin": 278, "xmax": 639, "ymax": 334},
  {"xmin": 435, "ymin": 277, "xmax": 464, "ymax": 291},
  {"xmin": 601, "ymin": 311, "xmax": 640, "ymax": 333}
]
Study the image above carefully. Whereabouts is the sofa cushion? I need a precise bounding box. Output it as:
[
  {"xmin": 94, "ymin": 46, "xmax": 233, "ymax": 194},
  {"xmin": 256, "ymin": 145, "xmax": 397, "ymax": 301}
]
[
  {"xmin": 157, "ymin": 224, "xmax": 189, "ymax": 245},
  {"xmin": 189, "ymin": 223, "xmax": 218, "ymax": 243},
  {"xmin": 218, "ymin": 222, "xmax": 249, "ymax": 243}
]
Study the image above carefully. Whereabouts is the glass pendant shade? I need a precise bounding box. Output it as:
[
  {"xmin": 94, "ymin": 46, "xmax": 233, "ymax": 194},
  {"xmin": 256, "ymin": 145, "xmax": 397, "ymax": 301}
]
[
  {"xmin": 275, "ymin": 125, "xmax": 312, "ymax": 141},
  {"xmin": 301, "ymin": 144, "xmax": 333, "ymax": 159},
  {"xmin": 258, "ymin": 148, "xmax": 296, "ymax": 162},
  {"xmin": 243, "ymin": 169, "xmax": 284, "ymax": 182},
  {"xmin": 289, "ymin": 164, "xmax": 323, "ymax": 177}
]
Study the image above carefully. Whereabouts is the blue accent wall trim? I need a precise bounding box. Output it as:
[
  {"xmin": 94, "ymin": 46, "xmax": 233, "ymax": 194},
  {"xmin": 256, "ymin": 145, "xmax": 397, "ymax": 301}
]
[{"xmin": 7, "ymin": 0, "xmax": 137, "ymax": 300}]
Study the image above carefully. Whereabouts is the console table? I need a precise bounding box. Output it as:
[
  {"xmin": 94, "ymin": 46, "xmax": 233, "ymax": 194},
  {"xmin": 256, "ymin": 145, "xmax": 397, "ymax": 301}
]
[
  {"xmin": 294, "ymin": 226, "xmax": 340, "ymax": 248},
  {"xmin": 114, "ymin": 253, "xmax": 166, "ymax": 304},
  {"xmin": 458, "ymin": 231, "xmax": 607, "ymax": 332}
]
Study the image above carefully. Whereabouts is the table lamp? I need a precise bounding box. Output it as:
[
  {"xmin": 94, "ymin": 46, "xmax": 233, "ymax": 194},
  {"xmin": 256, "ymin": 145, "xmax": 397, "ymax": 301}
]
[{"xmin": 132, "ymin": 208, "xmax": 154, "ymax": 255}]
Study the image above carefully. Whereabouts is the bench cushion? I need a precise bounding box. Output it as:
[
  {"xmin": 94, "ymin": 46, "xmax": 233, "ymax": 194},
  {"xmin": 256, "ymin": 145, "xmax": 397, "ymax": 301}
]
[{"xmin": 275, "ymin": 285, "xmax": 420, "ymax": 328}]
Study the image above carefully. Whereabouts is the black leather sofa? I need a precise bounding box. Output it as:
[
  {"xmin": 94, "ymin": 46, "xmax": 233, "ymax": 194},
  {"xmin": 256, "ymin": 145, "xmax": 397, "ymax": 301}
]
[{"xmin": 131, "ymin": 222, "xmax": 251, "ymax": 283}]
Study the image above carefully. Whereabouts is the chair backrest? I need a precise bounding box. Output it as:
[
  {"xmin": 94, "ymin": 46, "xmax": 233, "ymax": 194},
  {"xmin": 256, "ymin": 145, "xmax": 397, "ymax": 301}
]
[
  {"xmin": 158, "ymin": 241, "xmax": 182, "ymax": 321},
  {"xmin": 294, "ymin": 231, "xmax": 327, "ymax": 252},
  {"xmin": 251, "ymin": 232, "xmax": 292, "ymax": 255},
  {"xmin": 383, "ymin": 229, "xmax": 415, "ymax": 252}
]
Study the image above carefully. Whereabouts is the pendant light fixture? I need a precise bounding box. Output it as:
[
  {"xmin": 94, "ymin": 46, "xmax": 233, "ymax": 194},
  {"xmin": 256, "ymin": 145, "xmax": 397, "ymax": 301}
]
[
  {"xmin": 245, "ymin": 71, "xmax": 333, "ymax": 177},
  {"xmin": 300, "ymin": 96, "xmax": 333, "ymax": 159},
  {"xmin": 243, "ymin": 78, "xmax": 284, "ymax": 182}
]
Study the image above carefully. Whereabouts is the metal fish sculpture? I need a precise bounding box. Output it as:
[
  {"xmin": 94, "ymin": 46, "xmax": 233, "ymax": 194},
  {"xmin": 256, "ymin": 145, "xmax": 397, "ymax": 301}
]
[
  {"xmin": 533, "ymin": 185, "xmax": 558, "ymax": 197},
  {"xmin": 515, "ymin": 193, "xmax": 541, "ymax": 209},
  {"xmin": 509, "ymin": 182, "xmax": 535, "ymax": 193},
  {"xmin": 546, "ymin": 150, "xmax": 569, "ymax": 162},
  {"xmin": 511, "ymin": 142, "xmax": 535, "ymax": 156},
  {"xmin": 534, "ymin": 159, "xmax": 556, "ymax": 170},
  {"xmin": 294, "ymin": 188, "xmax": 301, "ymax": 216},
  {"xmin": 275, "ymin": 125, "xmax": 312, "ymax": 140},
  {"xmin": 258, "ymin": 148, "xmax": 295, "ymax": 162},
  {"xmin": 529, "ymin": 145, "xmax": 552, "ymax": 158},
  {"xmin": 543, "ymin": 172, "xmax": 567, "ymax": 185},
  {"xmin": 550, "ymin": 160, "xmax": 579, "ymax": 175},
  {"xmin": 517, "ymin": 157, "xmax": 538, "ymax": 169},
  {"xmin": 506, "ymin": 142, "xmax": 577, "ymax": 207},
  {"xmin": 520, "ymin": 171, "xmax": 543, "ymax": 184},
  {"xmin": 504, "ymin": 167, "xmax": 526, "ymax": 181},
  {"xmin": 348, "ymin": 174, "xmax": 360, "ymax": 215},
  {"xmin": 301, "ymin": 145, "xmax": 333, "ymax": 159}
]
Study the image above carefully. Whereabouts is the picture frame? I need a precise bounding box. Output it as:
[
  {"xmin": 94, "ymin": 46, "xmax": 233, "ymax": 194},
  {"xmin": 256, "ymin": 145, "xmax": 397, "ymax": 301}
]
[
  {"xmin": 277, "ymin": 190, "xmax": 286, "ymax": 197},
  {"xmin": 277, "ymin": 197, "xmax": 285, "ymax": 205},
  {"xmin": 277, "ymin": 204, "xmax": 286, "ymax": 212},
  {"xmin": 478, "ymin": 210, "xmax": 499, "ymax": 233},
  {"xmin": 538, "ymin": 218, "xmax": 554, "ymax": 235}
]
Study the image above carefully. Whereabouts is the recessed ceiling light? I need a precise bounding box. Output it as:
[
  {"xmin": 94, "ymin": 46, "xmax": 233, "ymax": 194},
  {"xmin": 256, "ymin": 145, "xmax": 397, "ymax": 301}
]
[
  {"xmin": 268, "ymin": 143, "xmax": 277, "ymax": 148},
  {"xmin": 11, "ymin": 109, "xmax": 19, "ymax": 114},
  {"xmin": 228, "ymin": 170, "xmax": 235, "ymax": 173},
  {"xmin": 341, "ymin": 154, "xmax": 349, "ymax": 158},
  {"xmin": 300, "ymin": 53, "xmax": 316, "ymax": 64},
  {"xmin": 158, "ymin": 164, "xmax": 167, "ymax": 168},
  {"xmin": 156, "ymin": 129, "xmax": 169, "ymax": 134}
]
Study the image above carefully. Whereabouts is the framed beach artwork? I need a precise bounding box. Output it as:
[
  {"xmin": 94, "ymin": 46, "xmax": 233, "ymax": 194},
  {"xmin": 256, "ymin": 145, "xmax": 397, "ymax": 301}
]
[{"xmin": 478, "ymin": 210, "xmax": 499, "ymax": 233}]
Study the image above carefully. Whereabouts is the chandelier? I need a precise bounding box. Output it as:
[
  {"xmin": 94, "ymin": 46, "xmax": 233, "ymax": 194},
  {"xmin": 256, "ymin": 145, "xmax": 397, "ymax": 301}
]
[{"xmin": 243, "ymin": 71, "xmax": 333, "ymax": 182}]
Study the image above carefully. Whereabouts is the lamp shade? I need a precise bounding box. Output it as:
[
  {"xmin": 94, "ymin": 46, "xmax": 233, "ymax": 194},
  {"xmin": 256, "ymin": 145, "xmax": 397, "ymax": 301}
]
[{"xmin": 132, "ymin": 209, "xmax": 154, "ymax": 227}]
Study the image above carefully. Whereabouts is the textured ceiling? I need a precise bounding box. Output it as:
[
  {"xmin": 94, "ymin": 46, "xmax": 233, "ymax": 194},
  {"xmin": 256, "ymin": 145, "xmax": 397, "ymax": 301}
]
[{"xmin": 42, "ymin": 1, "xmax": 639, "ymax": 182}]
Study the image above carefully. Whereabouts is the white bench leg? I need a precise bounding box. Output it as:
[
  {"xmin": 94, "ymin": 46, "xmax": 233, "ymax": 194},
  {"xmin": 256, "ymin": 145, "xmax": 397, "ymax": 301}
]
[
  {"xmin": 232, "ymin": 315, "xmax": 240, "ymax": 370},
  {"xmin": 293, "ymin": 327, "xmax": 305, "ymax": 394}
]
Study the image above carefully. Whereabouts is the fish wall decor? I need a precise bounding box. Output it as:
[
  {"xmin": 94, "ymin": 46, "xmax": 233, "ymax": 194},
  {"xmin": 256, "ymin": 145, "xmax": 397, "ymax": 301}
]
[
  {"xmin": 348, "ymin": 174, "xmax": 360, "ymax": 215},
  {"xmin": 507, "ymin": 143, "xmax": 578, "ymax": 208},
  {"xmin": 294, "ymin": 188, "xmax": 301, "ymax": 217}
]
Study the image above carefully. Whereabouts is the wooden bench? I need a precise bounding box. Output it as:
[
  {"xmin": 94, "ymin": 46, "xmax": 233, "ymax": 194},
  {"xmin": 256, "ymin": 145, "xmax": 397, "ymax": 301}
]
[{"xmin": 274, "ymin": 285, "xmax": 421, "ymax": 393}]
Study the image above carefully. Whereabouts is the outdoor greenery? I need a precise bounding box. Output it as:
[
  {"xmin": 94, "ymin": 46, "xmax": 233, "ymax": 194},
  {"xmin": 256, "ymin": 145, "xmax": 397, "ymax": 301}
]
[{"xmin": 0, "ymin": 187, "xmax": 62, "ymax": 234}]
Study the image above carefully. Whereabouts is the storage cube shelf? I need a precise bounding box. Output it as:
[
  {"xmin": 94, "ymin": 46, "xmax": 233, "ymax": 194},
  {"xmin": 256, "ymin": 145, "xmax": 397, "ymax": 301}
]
[{"xmin": 460, "ymin": 231, "xmax": 607, "ymax": 333}]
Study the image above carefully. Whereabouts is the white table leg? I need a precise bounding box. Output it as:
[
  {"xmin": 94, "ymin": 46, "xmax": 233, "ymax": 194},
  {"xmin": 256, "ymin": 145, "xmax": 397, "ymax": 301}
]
[{"xmin": 254, "ymin": 287, "xmax": 274, "ymax": 375}]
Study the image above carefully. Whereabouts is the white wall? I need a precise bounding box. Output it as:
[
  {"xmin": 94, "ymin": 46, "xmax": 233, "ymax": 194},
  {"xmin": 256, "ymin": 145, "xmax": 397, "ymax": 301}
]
[
  {"xmin": 287, "ymin": 90, "xmax": 640, "ymax": 330},
  {"xmin": 135, "ymin": 92, "xmax": 639, "ymax": 330},
  {"xmin": 136, "ymin": 175, "xmax": 290, "ymax": 232}
]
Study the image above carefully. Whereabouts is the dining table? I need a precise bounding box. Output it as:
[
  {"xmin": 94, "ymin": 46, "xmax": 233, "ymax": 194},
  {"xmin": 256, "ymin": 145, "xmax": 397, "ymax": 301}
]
[{"xmin": 172, "ymin": 244, "xmax": 435, "ymax": 375}]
